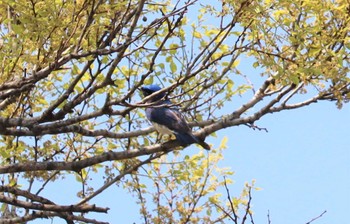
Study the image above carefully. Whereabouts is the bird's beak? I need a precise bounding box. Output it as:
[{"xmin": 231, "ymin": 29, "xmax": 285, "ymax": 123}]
[{"xmin": 139, "ymin": 87, "xmax": 147, "ymax": 97}]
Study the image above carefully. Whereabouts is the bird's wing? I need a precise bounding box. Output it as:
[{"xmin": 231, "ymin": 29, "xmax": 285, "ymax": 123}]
[
  {"xmin": 146, "ymin": 105, "xmax": 211, "ymax": 150},
  {"xmin": 147, "ymin": 107, "xmax": 191, "ymax": 133}
]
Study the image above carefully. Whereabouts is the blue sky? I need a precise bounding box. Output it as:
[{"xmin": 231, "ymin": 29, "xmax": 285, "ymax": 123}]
[{"xmin": 224, "ymin": 101, "xmax": 350, "ymax": 224}]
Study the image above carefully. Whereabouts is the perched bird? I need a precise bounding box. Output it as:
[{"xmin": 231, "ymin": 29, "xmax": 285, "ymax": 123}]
[{"xmin": 140, "ymin": 84, "xmax": 210, "ymax": 150}]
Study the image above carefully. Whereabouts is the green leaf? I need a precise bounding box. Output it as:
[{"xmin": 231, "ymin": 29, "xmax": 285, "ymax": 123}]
[
  {"xmin": 170, "ymin": 61, "xmax": 177, "ymax": 73},
  {"xmin": 193, "ymin": 31, "xmax": 202, "ymax": 38},
  {"xmin": 219, "ymin": 136, "xmax": 228, "ymax": 149},
  {"xmin": 158, "ymin": 63, "xmax": 165, "ymax": 69},
  {"xmin": 290, "ymin": 75, "xmax": 300, "ymax": 84}
]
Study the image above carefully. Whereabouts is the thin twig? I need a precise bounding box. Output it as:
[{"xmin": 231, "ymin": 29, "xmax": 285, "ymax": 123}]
[
  {"xmin": 224, "ymin": 176, "xmax": 238, "ymax": 223},
  {"xmin": 305, "ymin": 210, "xmax": 327, "ymax": 224},
  {"xmin": 241, "ymin": 186, "xmax": 253, "ymax": 224},
  {"xmin": 267, "ymin": 210, "xmax": 272, "ymax": 224}
]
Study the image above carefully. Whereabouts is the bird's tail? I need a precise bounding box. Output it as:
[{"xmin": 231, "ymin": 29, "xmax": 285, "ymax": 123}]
[{"xmin": 175, "ymin": 132, "xmax": 210, "ymax": 150}]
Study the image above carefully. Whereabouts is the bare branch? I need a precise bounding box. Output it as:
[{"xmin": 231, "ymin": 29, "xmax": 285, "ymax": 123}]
[
  {"xmin": 0, "ymin": 194, "xmax": 108, "ymax": 213},
  {"xmin": 241, "ymin": 186, "xmax": 253, "ymax": 224},
  {"xmin": 305, "ymin": 210, "xmax": 327, "ymax": 224},
  {"xmin": 224, "ymin": 176, "xmax": 238, "ymax": 223},
  {"xmin": 244, "ymin": 123, "xmax": 268, "ymax": 132},
  {"xmin": 267, "ymin": 210, "xmax": 272, "ymax": 224},
  {"xmin": 0, "ymin": 211, "xmax": 109, "ymax": 224},
  {"xmin": 0, "ymin": 186, "xmax": 53, "ymax": 204}
]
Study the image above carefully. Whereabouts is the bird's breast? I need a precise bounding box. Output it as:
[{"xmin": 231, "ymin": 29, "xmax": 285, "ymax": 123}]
[{"xmin": 152, "ymin": 122, "xmax": 173, "ymax": 135}]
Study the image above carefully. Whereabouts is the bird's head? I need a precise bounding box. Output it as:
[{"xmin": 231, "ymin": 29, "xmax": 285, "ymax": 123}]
[{"xmin": 140, "ymin": 84, "xmax": 166, "ymax": 102}]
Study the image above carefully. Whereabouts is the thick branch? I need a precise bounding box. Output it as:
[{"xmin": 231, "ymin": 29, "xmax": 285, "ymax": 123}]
[
  {"xmin": 0, "ymin": 194, "xmax": 108, "ymax": 213},
  {"xmin": 0, "ymin": 185, "xmax": 53, "ymax": 204},
  {"xmin": 0, "ymin": 141, "xmax": 173, "ymax": 173},
  {"xmin": 0, "ymin": 211, "xmax": 108, "ymax": 224}
]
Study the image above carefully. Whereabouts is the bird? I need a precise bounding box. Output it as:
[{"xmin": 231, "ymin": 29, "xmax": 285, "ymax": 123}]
[{"xmin": 140, "ymin": 84, "xmax": 210, "ymax": 150}]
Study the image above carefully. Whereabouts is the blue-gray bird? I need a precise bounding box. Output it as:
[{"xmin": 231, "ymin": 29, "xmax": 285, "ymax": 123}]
[{"xmin": 140, "ymin": 84, "xmax": 210, "ymax": 150}]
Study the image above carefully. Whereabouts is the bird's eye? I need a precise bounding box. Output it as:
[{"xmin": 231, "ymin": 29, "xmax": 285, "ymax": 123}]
[{"xmin": 141, "ymin": 89, "xmax": 151, "ymax": 96}]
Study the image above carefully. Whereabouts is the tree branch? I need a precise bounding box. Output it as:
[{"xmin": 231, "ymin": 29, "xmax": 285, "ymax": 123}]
[
  {"xmin": 0, "ymin": 210, "xmax": 109, "ymax": 224},
  {"xmin": 305, "ymin": 210, "xmax": 327, "ymax": 224},
  {"xmin": 0, "ymin": 194, "xmax": 108, "ymax": 213},
  {"xmin": 0, "ymin": 185, "xmax": 53, "ymax": 204},
  {"xmin": 223, "ymin": 176, "xmax": 238, "ymax": 223}
]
